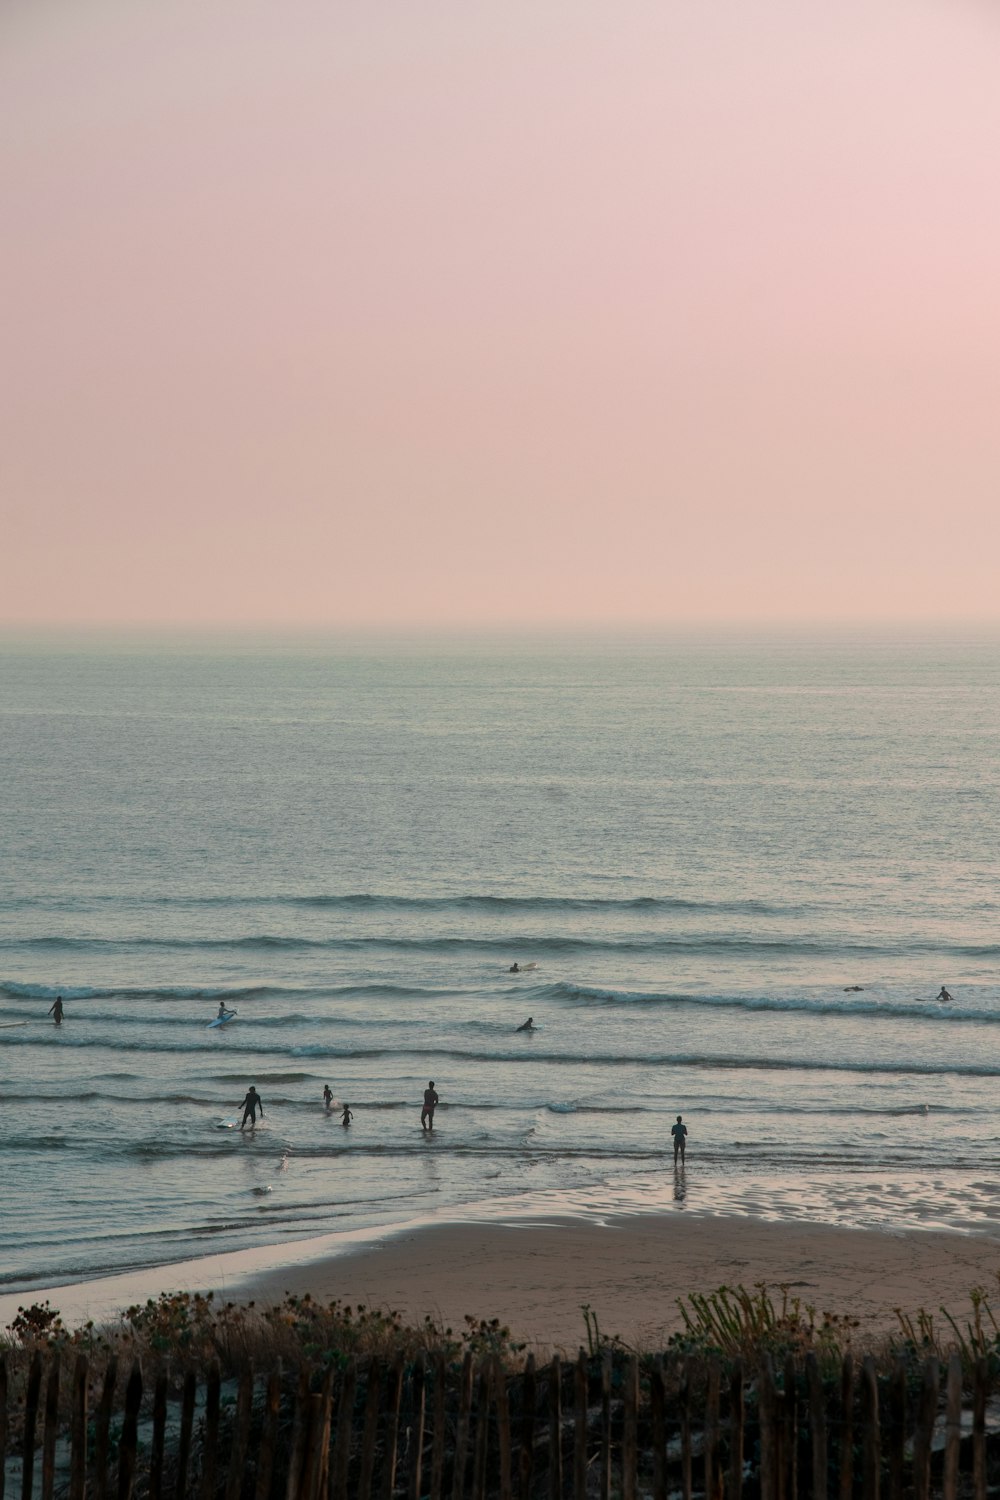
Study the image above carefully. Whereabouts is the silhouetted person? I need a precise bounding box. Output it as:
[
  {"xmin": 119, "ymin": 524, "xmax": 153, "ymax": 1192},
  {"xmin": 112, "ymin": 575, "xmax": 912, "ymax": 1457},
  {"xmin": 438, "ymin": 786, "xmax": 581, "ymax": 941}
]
[
  {"xmin": 516, "ymin": 1017, "xmax": 535, "ymax": 1032},
  {"xmin": 509, "ymin": 963, "xmax": 520, "ymax": 973},
  {"xmin": 323, "ymin": 1085, "xmax": 333, "ymax": 1110},
  {"xmin": 421, "ymin": 1081, "xmax": 439, "ymax": 1130},
  {"xmin": 671, "ymin": 1114, "xmax": 688, "ymax": 1163},
  {"xmin": 239, "ymin": 1086, "xmax": 264, "ymax": 1130},
  {"xmin": 937, "ymin": 986, "xmax": 953, "ymax": 1003},
  {"xmin": 48, "ymin": 996, "xmax": 64, "ymax": 1025},
  {"xmin": 341, "ymin": 1104, "xmax": 353, "ymax": 1126}
]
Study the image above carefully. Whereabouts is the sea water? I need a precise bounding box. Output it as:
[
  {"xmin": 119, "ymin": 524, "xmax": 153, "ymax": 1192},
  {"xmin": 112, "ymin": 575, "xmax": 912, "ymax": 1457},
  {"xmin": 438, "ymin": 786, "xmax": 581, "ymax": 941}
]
[{"xmin": 1, "ymin": 631, "xmax": 999, "ymax": 1294}]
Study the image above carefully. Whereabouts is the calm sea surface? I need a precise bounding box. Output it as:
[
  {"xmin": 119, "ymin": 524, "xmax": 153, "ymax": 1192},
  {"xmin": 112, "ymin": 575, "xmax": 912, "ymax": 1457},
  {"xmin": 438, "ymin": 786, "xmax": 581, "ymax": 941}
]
[{"xmin": 2, "ymin": 633, "xmax": 1000, "ymax": 1293}]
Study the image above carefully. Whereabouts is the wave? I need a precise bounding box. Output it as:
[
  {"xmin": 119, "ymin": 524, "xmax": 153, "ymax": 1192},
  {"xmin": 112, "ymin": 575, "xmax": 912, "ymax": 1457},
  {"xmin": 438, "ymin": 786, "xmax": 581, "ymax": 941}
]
[
  {"xmin": 543, "ymin": 983, "xmax": 1000, "ymax": 1024},
  {"xmin": 0, "ymin": 981, "xmax": 457, "ymax": 1004},
  {"xmin": 1, "ymin": 892, "xmax": 784, "ymax": 916}
]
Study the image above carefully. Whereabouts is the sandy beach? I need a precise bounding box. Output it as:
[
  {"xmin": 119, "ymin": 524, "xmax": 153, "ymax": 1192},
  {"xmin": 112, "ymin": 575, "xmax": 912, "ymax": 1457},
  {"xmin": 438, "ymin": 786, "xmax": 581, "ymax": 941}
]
[{"xmin": 5, "ymin": 1211, "xmax": 1000, "ymax": 1354}]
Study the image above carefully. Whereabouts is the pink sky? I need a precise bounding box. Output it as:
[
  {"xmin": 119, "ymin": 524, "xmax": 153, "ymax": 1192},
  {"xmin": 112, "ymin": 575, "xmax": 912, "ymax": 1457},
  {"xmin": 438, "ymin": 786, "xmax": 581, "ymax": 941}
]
[{"xmin": 3, "ymin": 0, "xmax": 1000, "ymax": 627}]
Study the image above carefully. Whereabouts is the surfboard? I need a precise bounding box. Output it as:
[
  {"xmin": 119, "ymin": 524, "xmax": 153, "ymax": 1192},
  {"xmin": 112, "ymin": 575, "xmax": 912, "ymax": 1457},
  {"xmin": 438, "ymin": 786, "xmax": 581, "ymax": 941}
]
[
  {"xmin": 208, "ymin": 1012, "xmax": 237, "ymax": 1029},
  {"xmin": 216, "ymin": 1115, "xmax": 242, "ymax": 1129}
]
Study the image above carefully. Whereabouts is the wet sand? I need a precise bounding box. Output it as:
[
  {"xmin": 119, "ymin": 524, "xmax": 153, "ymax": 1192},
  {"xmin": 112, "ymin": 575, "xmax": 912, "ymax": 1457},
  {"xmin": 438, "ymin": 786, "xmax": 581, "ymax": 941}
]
[{"xmin": 5, "ymin": 1212, "xmax": 999, "ymax": 1352}]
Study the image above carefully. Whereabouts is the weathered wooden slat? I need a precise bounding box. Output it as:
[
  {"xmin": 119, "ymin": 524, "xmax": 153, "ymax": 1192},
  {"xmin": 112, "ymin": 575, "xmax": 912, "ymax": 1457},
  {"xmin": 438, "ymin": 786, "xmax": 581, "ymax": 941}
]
[
  {"xmin": 117, "ymin": 1361, "xmax": 143, "ymax": 1500},
  {"xmin": 224, "ymin": 1365, "xmax": 255, "ymax": 1500},
  {"xmin": 407, "ymin": 1353, "xmax": 427, "ymax": 1500},
  {"xmin": 885, "ymin": 1357, "xmax": 905, "ymax": 1500},
  {"xmin": 547, "ymin": 1358, "xmax": 562, "ymax": 1500},
  {"xmin": 68, "ymin": 1355, "xmax": 88, "ymax": 1500},
  {"xmin": 573, "ymin": 1353, "xmax": 588, "ymax": 1500},
  {"xmin": 650, "ymin": 1359, "xmax": 666, "ymax": 1500},
  {"xmin": 493, "ymin": 1357, "xmax": 512, "ymax": 1500},
  {"xmin": 430, "ymin": 1353, "xmax": 447, "ymax": 1500},
  {"xmin": 704, "ymin": 1361, "xmax": 719, "ymax": 1500},
  {"xmin": 730, "ymin": 1358, "xmax": 745, "ymax": 1500},
  {"xmin": 0, "ymin": 1357, "xmax": 7, "ymax": 1500},
  {"xmin": 781, "ymin": 1354, "xmax": 796, "ymax": 1500},
  {"xmin": 200, "ymin": 1360, "xmax": 221, "ymax": 1500},
  {"xmin": 175, "ymin": 1370, "xmax": 197, "ymax": 1500},
  {"xmin": 517, "ymin": 1354, "xmax": 536, "ymax": 1500},
  {"xmin": 379, "ymin": 1353, "xmax": 404, "ymax": 1500},
  {"xmin": 284, "ymin": 1367, "xmax": 312, "ymax": 1500},
  {"xmin": 471, "ymin": 1361, "xmax": 490, "ymax": 1500},
  {"xmin": 942, "ymin": 1354, "xmax": 962, "ymax": 1500},
  {"xmin": 838, "ymin": 1354, "xmax": 854, "ymax": 1500},
  {"xmin": 330, "ymin": 1359, "xmax": 357, "ymax": 1500},
  {"xmin": 622, "ymin": 1355, "xmax": 638, "ymax": 1500},
  {"xmin": 298, "ymin": 1393, "xmax": 326, "ymax": 1500},
  {"xmin": 759, "ymin": 1357, "xmax": 778, "ymax": 1500},
  {"xmin": 40, "ymin": 1358, "xmax": 59, "ymax": 1500},
  {"xmin": 148, "ymin": 1369, "xmax": 168, "ymax": 1500},
  {"xmin": 21, "ymin": 1350, "xmax": 43, "ymax": 1500},
  {"xmin": 93, "ymin": 1354, "xmax": 118, "ymax": 1500},
  {"xmin": 679, "ymin": 1358, "xmax": 693, "ymax": 1500},
  {"xmin": 450, "ymin": 1352, "xmax": 475, "ymax": 1500},
  {"xmin": 357, "ymin": 1362, "xmax": 383, "ymax": 1500},
  {"xmin": 805, "ymin": 1354, "xmax": 827, "ymax": 1500},
  {"xmin": 599, "ymin": 1350, "xmax": 611, "ymax": 1500},
  {"xmin": 314, "ymin": 1365, "xmax": 335, "ymax": 1500},
  {"xmin": 860, "ymin": 1357, "xmax": 879, "ymax": 1500},
  {"xmin": 254, "ymin": 1367, "xmax": 283, "ymax": 1500},
  {"xmin": 973, "ymin": 1356, "xmax": 987, "ymax": 1500},
  {"xmin": 912, "ymin": 1357, "xmax": 939, "ymax": 1500}
]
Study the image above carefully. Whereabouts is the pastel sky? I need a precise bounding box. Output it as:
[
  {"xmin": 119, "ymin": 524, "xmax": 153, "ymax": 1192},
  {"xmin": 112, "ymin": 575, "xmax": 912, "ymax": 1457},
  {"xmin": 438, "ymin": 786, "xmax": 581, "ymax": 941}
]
[{"xmin": 3, "ymin": 0, "xmax": 1000, "ymax": 627}]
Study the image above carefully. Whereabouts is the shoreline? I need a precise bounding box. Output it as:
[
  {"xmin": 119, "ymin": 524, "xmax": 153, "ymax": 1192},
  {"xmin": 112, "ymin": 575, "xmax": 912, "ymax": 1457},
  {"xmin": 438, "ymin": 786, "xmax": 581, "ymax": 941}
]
[{"xmin": 4, "ymin": 1207, "xmax": 1000, "ymax": 1353}]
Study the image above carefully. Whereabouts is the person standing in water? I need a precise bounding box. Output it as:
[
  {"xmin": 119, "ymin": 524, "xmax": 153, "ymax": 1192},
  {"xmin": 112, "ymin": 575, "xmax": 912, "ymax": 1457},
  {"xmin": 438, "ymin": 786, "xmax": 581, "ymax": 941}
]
[
  {"xmin": 421, "ymin": 1081, "xmax": 439, "ymax": 1130},
  {"xmin": 341, "ymin": 1103, "xmax": 353, "ymax": 1126},
  {"xmin": 48, "ymin": 996, "xmax": 64, "ymax": 1025},
  {"xmin": 323, "ymin": 1085, "xmax": 333, "ymax": 1110},
  {"xmin": 238, "ymin": 1086, "xmax": 264, "ymax": 1130},
  {"xmin": 937, "ymin": 986, "xmax": 954, "ymax": 1002},
  {"xmin": 671, "ymin": 1114, "xmax": 688, "ymax": 1163}
]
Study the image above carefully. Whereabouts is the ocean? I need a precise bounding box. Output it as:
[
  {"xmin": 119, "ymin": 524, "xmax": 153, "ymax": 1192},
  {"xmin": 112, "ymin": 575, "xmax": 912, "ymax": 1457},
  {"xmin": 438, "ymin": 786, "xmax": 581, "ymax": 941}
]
[{"xmin": 2, "ymin": 631, "xmax": 999, "ymax": 1295}]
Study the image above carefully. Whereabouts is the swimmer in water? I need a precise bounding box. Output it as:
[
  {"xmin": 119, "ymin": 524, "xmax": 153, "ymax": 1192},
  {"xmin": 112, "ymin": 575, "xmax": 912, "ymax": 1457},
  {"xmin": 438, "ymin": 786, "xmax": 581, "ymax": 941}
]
[
  {"xmin": 516, "ymin": 1016, "xmax": 535, "ymax": 1032},
  {"xmin": 937, "ymin": 986, "xmax": 954, "ymax": 1002},
  {"xmin": 509, "ymin": 963, "xmax": 520, "ymax": 973}
]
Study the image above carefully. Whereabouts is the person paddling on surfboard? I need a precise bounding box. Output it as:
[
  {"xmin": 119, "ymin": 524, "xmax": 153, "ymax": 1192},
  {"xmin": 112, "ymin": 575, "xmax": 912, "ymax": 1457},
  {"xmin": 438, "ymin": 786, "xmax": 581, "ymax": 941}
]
[
  {"xmin": 516, "ymin": 1016, "xmax": 535, "ymax": 1032},
  {"xmin": 48, "ymin": 996, "xmax": 64, "ymax": 1025},
  {"xmin": 217, "ymin": 1001, "xmax": 236, "ymax": 1021},
  {"xmin": 238, "ymin": 1086, "xmax": 264, "ymax": 1130}
]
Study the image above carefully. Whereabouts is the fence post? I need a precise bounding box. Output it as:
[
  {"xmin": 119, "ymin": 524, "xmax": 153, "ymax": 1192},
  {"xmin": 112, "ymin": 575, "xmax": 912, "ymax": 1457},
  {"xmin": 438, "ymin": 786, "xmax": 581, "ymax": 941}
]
[
  {"xmin": 330, "ymin": 1357, "xmax": 357, "ymax": 1500},
  {"xmin": 972, "ymin": 1356, "xmax": 987, "ymax": 1500},
  {"xmin": 200, "ymin": 1360, "xmax": 221, "ymax": 1500},
  {"xmin": 21, "ymin": 1350, "xmax": 43, "ymax": 1500},
  {"xmin": 285, "ymin": 1367, "xmax": 312, "ymax": 1500},
  {"xmin": 149, "ymin": 1369, "xmax": 168, "ymax": 1500},
  {"xmin": 759, "ymin": 1357, "xmax": 778, "ymax": 1500},
  {"xmin": 885, "ymin": 1357, "xmax": 905, "ymax": 1500},
  {"xmin": 679, "ymin": 1357, "xmax": 693, "ymax": 1500},
  {"xmin": 255, "ymin": 1366, "xmax": 283, "ymax": 1500},
  {"xmin": 117, "ymin": 1361, "xmax": 143, "ymax": 1500},
  {"xmin": 912, "ymin": 1357, "xmax": 939, "ymax": 1500},
  {"xmin": 838, "ymin": 1354, "xmax": 854, "ymax": 1500},
  {"xmin": 943, "ymin": 1354, "xmax": 962, "ymax": 1500},
  {"xmin": 40, "ymin": 1357, "xmax": 59, "ymax": 1500},
  {"xmin": 68, "ymin": 1355, "xmax": 88, "ymax": 1500},
  {"xmin": 704, "ymin": 1361, "xmax": 720, "ymax": 1500},
  {"xmin": 860, "ymin": 1357, "xmax": 879, "ymax": 1500},
  {"xmin": 494, "ymin": 1357, "xmax": 512, "ymax": 1500},
  {"xmin": 174, "ymin": 1369, "xmax": 197, "ymax": 1500},
  {"xmin": 621, "ymin": 1354, "xmax": 638, "ymax": 1500},
  {"xmin": 380, "ymin": 1352, "xmax": 405, "ymax": 1500},
  {"xmin": 518, "ymin": 1353, "xmax": 537, "ymax": 1500},
  {"xmin": 447, "ymin": 1353, "xmax": 472, "ymax": 1500},
  {"xmin": 430, "ymin": 1353, "xmax": 447, "ymax": 1500},
  {"xmin": 599, "ymin": 1350, "xmax": 612, "ymax": 1500},
  {"xmin": 782, "ymin": 1355, "xmax": 797, "ymax": 1500},
  {"xmin": 407, "ymin": 1352, "xmax": 427, "ymax": 1500},
  {"xmin": 548, "ymin": 1358, "xmax": 562, "ymax": 1500},
  {"xmin": 470, "ymin": 1360, "xmax": 492, "ymax": 1500},
  {"xmin": 805, "ymin": 1354, "xmax": 827, "ymax": 1500},
  {"xmin": 729, "ymin": 1358, "xmax": 745, "ymax": 1500},
  {"xmin": 651, "ymin": 1358, "xmax": 666, "ymax": 1500},
  {"xmin": 573, "ymin": 1353, "xmax": 587, "ymax": 1500},
  {"xmin": 357, "ymin": 1361, "xmax": 383, "ymax": 1500},
  {"xmin": 225, "ymin": 1364, "xmax": 256, "ymax": 1500},
  {"xmin": 0, "ymin": 1356, "xmax": 7, "ymax": 1500}
]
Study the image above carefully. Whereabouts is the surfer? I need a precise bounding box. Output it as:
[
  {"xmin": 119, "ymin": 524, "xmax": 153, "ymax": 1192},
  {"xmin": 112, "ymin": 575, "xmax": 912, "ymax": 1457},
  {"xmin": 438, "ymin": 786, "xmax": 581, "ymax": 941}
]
[
  {"xmin": 421, "ymin": 1081, "xmax": 439, "ymax": 1130},
  {"xmin": 341, "ymin": 1104, "xmax": 353, "ymax": 1127},
  {"xmin": 323, "ymin": 1084, "xmax": 334, "ymax": 1110},
  {"xmin": 509, "ymin": 963, "xmax": 520, "ymax": 973},
  {"xmin": 937, "ymin": 986, "xmax": 954, "ymax": 1003},
  {"xmin": 516, "ymin": 1016, "xmax": 535, "ymax": 1032},
  {"xmin": 48, "ymin": 996, "xmax": 64, "ymax": 1025},
  {"xmin": 238, "ymin": 1086, "xmax": 264, "ymax": 1130},
  {"xmin": 217, "ymin": 1001, "xmax": 233, "ymax": 1021},
  {"xmin": 671, "ymin": 1114, "xmax": 688, "ymax": 1163}
]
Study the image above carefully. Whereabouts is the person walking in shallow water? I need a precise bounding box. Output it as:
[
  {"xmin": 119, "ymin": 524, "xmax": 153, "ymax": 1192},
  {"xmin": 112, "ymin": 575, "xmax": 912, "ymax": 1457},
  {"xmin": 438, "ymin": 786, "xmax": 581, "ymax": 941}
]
[
  {"xmin": 239, "ymin": 1086, "xmax": 264, "ymax": 1130},
  {"xmin": 341, "ymin": 1103, "xmax": 353, "ymax": 1126},
  {"xmin": 48, "ymin": 996, "xmax": 64, "ymax": 1025},
  {"xmin": 421, "ymin": 1081, "xmax": 439, "ymax": 1130},
  {"xmin": 671, "ymin": 1114, "xmax": 688, "ymax": 1163}
]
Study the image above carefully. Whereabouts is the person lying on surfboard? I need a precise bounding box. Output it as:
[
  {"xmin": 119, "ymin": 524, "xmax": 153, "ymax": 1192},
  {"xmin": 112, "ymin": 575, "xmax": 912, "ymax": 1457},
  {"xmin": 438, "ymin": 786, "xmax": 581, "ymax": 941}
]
[{"xmin": 516, "ymin": 1016, "xmax": 535, "ymax": 1031}]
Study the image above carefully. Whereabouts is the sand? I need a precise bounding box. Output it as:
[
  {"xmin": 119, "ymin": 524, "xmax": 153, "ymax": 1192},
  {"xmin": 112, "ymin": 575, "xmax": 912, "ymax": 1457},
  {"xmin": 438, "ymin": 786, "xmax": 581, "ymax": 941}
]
[{"xmin": 6, "ymin": 1212, "xmax": 999, "ymax": 1352}]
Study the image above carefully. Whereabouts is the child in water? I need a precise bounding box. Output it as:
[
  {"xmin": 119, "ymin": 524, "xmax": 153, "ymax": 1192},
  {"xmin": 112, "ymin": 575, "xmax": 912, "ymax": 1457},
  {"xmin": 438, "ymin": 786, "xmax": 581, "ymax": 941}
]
[{"xmin": 341, "ymin": 1104, "xmax": 353, "ymax": 1126}]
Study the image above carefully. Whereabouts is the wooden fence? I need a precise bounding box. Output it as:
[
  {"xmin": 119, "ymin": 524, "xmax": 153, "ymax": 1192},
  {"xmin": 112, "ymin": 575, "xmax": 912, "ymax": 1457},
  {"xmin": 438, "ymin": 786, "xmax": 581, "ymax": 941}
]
[{"xmin": 0, "ymin": 1347, "xmax": 995, "ymax": 1500}]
